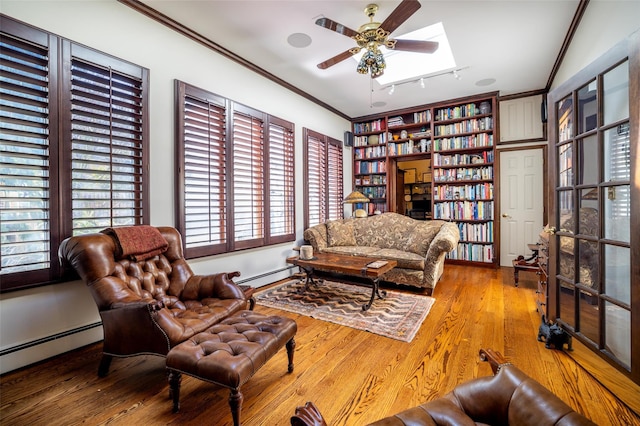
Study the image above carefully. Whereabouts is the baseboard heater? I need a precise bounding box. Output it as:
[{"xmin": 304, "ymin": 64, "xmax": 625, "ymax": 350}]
[{"xmin": 0, "ymin": 266, "xmax": 296, "ymax": 357}]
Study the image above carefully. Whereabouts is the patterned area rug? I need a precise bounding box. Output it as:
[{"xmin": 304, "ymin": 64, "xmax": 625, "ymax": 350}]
[{"xmin": 255, "ymin": 279, "xmax": 435, "ymax": 343}]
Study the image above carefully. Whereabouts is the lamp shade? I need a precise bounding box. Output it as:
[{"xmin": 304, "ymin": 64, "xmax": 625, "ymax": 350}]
[{"xmin": 343, "ymin": 190, "xmax": 370, "ymax": 204}]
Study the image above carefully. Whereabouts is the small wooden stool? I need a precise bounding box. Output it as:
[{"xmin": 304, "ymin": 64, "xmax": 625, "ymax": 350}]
[{"xmin": 166, "ymin": 311, "xmax": 297, "ymax": 426}]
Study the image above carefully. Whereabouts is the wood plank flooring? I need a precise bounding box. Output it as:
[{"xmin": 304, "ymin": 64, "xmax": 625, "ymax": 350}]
[{"xmin": 1, "ymin": 265, "xmax": 638, "ymax": 425}]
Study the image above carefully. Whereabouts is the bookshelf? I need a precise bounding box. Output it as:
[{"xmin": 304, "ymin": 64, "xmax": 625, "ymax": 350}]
[
  {"xmin": 431, "ymin": 97, "xmax": 496, "ymax": 265},
  {"xmin": 352, "ymin": 117, "xmax": 388, "ymax": 215},
  {"xmin": 351, "ymin": 93, "xmax": 498, "ymax": 267}
]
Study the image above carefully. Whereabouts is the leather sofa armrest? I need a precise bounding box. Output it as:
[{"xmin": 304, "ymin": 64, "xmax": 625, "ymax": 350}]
[
  {"xmin": 303, "ymin": 224, "xmax": 328, "ymax": 251},
  {"xmin": 182, "ymin": 271, "xmax": 245, "ymax": 301},
  {"xmin": 110, "ymin": 299, "xmax": 164, "ymax": 311}
]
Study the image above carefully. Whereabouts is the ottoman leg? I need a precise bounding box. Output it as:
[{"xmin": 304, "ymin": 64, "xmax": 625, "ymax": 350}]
[
  {"xmin": 168, "ymin": 370, "xmax": 182, "ymax": 413},
  {"xmin": 229, "ymin": 388, "xmax": 244, "ymax": 426},
  {"xmin": 286, "ymin": 337, "xmax": 296, "ymax": 373},
  {"xmin": 98, "ymin": 354, "xmax": 112, "ymax": 377}
]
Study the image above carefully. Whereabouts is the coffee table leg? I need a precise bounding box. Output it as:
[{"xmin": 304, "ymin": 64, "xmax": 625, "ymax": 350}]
[
  {"xmin": 298, "ymin": 267, "xmax": 322, "ymax": 293},
  {"xmin": 363, "ymin": 278, "xmax": 387, "ymax": 311}
]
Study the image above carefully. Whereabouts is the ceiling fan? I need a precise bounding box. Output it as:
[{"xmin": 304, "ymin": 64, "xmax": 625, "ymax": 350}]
[{"xmin": 315, "ymin": 0, "xmax": 439, "ymax": 78}]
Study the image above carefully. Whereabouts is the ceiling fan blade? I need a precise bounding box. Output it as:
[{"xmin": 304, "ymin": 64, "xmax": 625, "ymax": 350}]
[
  {"xmin": 391, "ymin": 39, "xmax": 439, "ymax": 54},
  {"xmin": 380, "ymin": 0, "xmax": 422, "ymax": 34},
  {"xmin": 315, "ymin": 17, "xmax": 359, "ymax": 38},
  {"xmin": 317, "ymin": 49, "xmax": 358, "ymax": 69}
]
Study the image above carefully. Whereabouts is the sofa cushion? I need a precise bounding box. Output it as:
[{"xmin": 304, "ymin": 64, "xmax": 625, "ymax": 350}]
[
  {"xmin": 322, "ymin": 246, "xmax": 381, "ymax": 256},
  {"xmin": 326, "ymin": 220, "xmax": 356, "ymax": 247},
  {"xmin": 353, "ymin": 213, "xmax": 415, "ymax": 251},
  {"xmin": 404, "ymin": 221, "xmax": 444, "ymax": 257},
  {"xmin": 373, "ymin": 248, "xmax": 425, "ymax": 270}
]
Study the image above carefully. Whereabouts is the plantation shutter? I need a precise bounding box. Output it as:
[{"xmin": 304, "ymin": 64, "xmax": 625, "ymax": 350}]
[
  {"xmin": 68, "ymin": 49, "xmax": 145, "ymax": 235},
  {"xmin": 0, "ymin": 26, "xmax": 54, "ymax": 282},
  {"xmin": 306, "ymin": 132, "xmax": 326, "ymax": 227},
  {"xmin": 267, "ymin": 118, "xmax": 295, "ymax": 242},
  {"xmin": 178, "ymin": 83, "xmax": 227, "ymax": 257},
  {"xmin": 232, "ymin": 106, "xmax": 264, "ymax": 248},
  {"xmin": 327, "ymin": 138, "xmax": 344, "ymax": 221}
]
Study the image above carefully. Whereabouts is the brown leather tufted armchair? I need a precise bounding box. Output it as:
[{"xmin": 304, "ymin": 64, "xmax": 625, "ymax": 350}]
[
  {"xmin": 291, "ymin": 348, "xmax": 596, "ymax": 426},
  {"xmin": 58, "ymin": 226, "xmax": 247, "ymax": 377}
]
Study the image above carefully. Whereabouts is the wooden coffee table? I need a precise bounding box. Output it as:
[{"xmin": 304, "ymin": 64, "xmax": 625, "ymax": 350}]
[{"xmin": 286, "ymin": 252, "xmax": 397, "ymax": 311}]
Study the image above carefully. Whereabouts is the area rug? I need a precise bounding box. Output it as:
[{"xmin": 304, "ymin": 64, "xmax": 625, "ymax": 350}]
[{"xmin": 254, "ymin": 279, "xmax": 435, "ymax": 343}]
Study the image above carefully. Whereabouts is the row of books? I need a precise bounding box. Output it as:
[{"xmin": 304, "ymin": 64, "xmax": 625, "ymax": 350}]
[
  {"xmin": 435, "ymin": 103, "xmax": 482, "ymax": 121},
  {"xmin": 447, "ymin": 243, "xmax": 494, "ymax": 263},
  {"xmin": 433, "ymin": 183, "xmax": 494, "ymax": 200},
  {"xmin": 433, "ymin": 200, "xmax": 494, "ymax": 221},
  {"xmin": 353, "ymin": 133, "xmax": 387, "ymax": 147},
  {"xmin": 433, "ymin": 150, "xmax": 494, "ymax": 166},
  {"xmin": 457, "ymin": 222, "xmax": 494, "ymax": 243},
  {"xmin": 434, "ymin": 117, "xmax": 493, "ymax": 136},
  {"xmin": 354, "ymin": 160, "xmax": 386, "ymax": 175},
  {"xmin": 387, "ymin": 116, "xmax": 405, "ymax": 127},
  {"xmin": 356, "ymin": 185, "xmax": 386, "ymax": 199},
  {"xmin": 355, "ymin": 174, "xmax": 386, "ymax": 185},
  {"xmin": 433, "ymin": 166, "xmax": 493, "ymax": 182},
  {"xmin": 413, "ymin": 110, "xmax": 431, "ymax": 123},
  {"xmin": 353, "ymin": 119, "xmax": 385, "ymax": 134},
  {"xmin": 387, "ymin": 140, "xmax": 429, "ymax": 156},
  {"xmin": 354, "ymin": 145, "xmax": 386, "ymax": 159},
  {"xmin": 433, "ymin": 133, "xmax": 493, "ymax": 150}
]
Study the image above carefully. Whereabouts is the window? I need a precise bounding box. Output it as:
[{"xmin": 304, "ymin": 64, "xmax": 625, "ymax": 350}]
[
  {"xmin": 0, "ymin": 17, "xmax": 149, "ymax": 292},
  {"xmin": 303, "ymin": 128, "xmax": 343, "ymax": 229},
  {"xmin": 176, "ymin": 80, "xmax": 295, "ymax": 258}
]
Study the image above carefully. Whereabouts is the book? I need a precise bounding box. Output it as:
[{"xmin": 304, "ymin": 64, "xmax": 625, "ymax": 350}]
[{"xmin": 367, "ymin": 260, "xmax": 388, "ymax": 268}]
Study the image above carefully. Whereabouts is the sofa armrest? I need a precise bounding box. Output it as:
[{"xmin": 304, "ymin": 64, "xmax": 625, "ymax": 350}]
[
  {"xmin": 303, "ymin": 223, "xmax": 328, "ymax": 251},
  {"xmin": 426, "ymin": 222, "xmax": 460, "ymax": 258},
  {"xmin": 182, "ymin": 271, "xmax": 244, "ymax": 301}
]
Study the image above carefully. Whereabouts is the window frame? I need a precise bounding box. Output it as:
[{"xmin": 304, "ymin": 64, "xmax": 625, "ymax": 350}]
[
  {"xmin": 175, "ymin": 80, "xmax": 295, "ymax": 259},
  {"xmin": 0, "ymin": 16, "xmax": 150, "ymax": 292}
]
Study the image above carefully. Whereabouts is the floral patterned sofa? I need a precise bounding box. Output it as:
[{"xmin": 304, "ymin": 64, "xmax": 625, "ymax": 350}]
[{"xmin": 303, "ymin": 212, "xmax": 460, "ymax": 294}]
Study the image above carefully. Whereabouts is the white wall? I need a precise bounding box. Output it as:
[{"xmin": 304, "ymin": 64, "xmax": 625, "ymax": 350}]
[
  {"xmin": 0, "ymin": 1, "xmax": 351, "ymax": 374},
  {"xmin": 552, "ymin": 1, "xmax": 640, "ymax": 89}
]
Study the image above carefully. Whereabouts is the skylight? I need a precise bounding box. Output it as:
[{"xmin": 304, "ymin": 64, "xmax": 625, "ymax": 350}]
[{"xmin": 356, "ymin": 22, "xmax": 456, "ymax": 86}]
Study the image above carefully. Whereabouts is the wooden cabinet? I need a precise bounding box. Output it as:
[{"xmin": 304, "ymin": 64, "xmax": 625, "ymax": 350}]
[
  {"xmin": 352, "ymin": 92, "xmax": 498, "ymax": 267},
  {"xmin": 499, "ymin": 95, "xmax": 544, "ymax": 142}
]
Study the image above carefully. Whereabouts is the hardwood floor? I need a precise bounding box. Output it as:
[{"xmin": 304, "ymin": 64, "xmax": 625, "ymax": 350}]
[{"xmin": 1, "ymin": 265, "xmax": 638, "ymax": 425}]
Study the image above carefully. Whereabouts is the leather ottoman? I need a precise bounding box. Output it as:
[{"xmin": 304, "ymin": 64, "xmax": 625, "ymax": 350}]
[{"xmin": 166, "ymin": 310, "xmax": 297, "ymax": 426}]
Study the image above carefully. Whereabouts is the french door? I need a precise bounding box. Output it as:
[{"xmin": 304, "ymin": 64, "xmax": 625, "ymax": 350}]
[{"xmin": 548, "ymin": 35, "xmax": 638, "ymax": 387}]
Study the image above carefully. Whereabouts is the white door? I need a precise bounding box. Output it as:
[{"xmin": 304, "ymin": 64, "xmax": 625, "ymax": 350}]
[{"xmin": 499, "ymin": 148, "xmax": 544, "ymax": 266}]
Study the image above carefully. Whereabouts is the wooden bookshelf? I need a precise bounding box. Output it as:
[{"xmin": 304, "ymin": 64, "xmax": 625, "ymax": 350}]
[{"xmin": 351, "ymin": 93, "xmax": 498, "ymax": 267}]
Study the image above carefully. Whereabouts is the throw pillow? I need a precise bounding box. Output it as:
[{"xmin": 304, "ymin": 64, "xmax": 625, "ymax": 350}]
[{"xmin": 327, "ymin": 220, "xmax": 356, "ymax": 247}]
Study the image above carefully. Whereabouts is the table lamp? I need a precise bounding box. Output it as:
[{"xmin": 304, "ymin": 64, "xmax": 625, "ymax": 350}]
[{"xmin": 343, "ymin": 190, "xmax": 370, "ymax": 218}]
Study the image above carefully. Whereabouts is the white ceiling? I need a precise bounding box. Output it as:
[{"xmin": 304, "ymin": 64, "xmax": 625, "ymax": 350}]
[{"xmin": 138, "ymin": 0, "xmax": 580, "ymax": 119}]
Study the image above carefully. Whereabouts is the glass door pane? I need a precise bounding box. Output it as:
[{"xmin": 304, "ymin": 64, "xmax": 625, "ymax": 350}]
[{"xmin": 603, "ymin": 61, "xmax": 629, "ymax": 125}]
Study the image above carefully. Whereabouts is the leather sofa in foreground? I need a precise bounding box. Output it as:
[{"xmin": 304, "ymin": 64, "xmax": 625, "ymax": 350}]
[
  {"xmin": 303, "ymin": 212, "xmax": 459, "ymax": 294},
  {"xmin": 291, "ymin": 348, "xmax": 596, "ymax": 426}
]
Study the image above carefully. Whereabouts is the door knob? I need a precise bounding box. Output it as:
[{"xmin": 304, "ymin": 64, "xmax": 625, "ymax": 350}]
[{"xmin": 501, "ymin": 213, "xmax": 511, "ymax": 218}]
